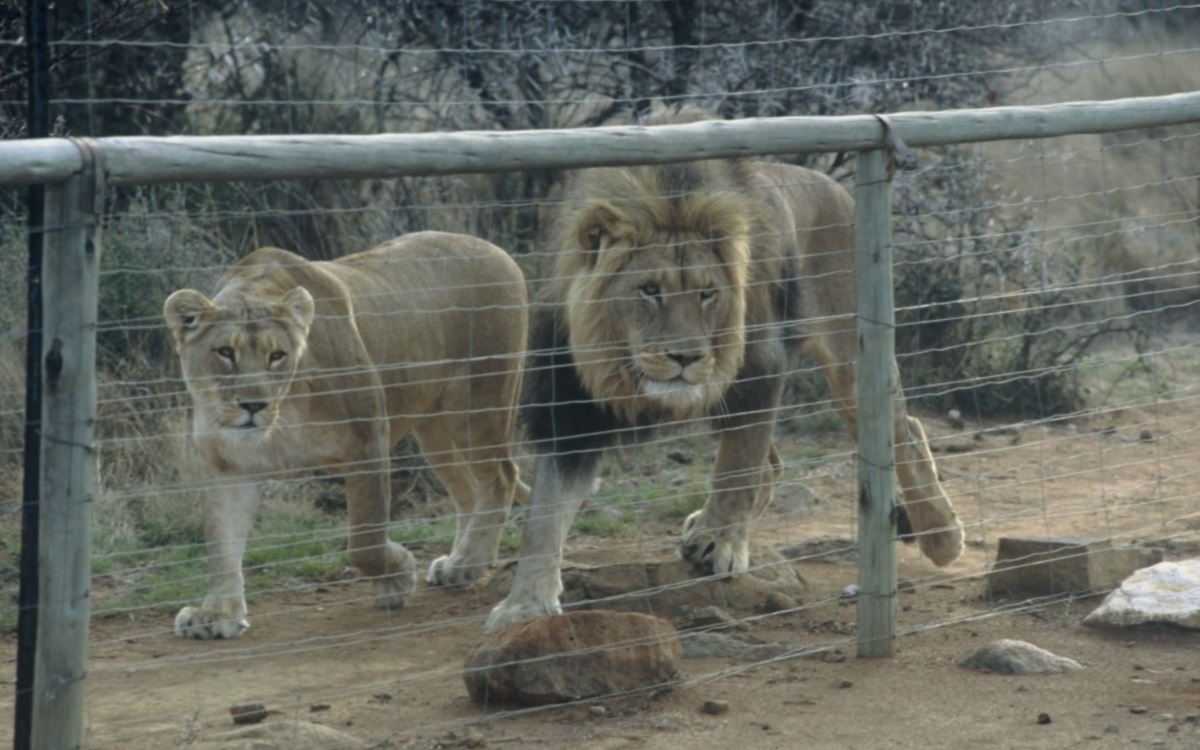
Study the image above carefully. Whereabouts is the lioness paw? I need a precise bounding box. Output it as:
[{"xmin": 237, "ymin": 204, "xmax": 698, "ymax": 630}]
[
  {"xmin": 426, "ymin": 554, "xmax": 491, "ymax": 588},
  {"xmin": 371, "ymin": 545, "xmax": 418, "ymax": 609},
  {"xmin": 174, "ymin": 606, "xmax": 249, "ymax": 640},
  {"xmin": 680, "ymin": 510, "xmax": 750, "ymax": 576}
]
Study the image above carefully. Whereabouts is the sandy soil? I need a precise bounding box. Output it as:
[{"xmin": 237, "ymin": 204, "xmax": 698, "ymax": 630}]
[{"xmin": 3, "ymin": 401, "xmax": 1200, "ymax": 750}]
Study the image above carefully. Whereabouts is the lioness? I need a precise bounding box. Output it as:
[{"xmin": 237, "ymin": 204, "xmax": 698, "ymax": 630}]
[
  {"xmin": 486, "ymin": 106, "xmax": 964, "ymax": 633},
  {"xmin": 164, "ymin": 231, "xmax": 528, "ymax": 639}
]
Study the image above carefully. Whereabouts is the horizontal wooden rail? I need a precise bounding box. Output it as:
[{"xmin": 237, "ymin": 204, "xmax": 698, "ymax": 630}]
[{"xmin": 2, "ymin": 91, "xmax": 1200, "ymax": 187}]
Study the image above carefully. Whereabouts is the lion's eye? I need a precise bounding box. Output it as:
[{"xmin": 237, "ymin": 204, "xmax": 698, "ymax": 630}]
[
  {"xmin": 215, "ymin": 346, "xmax": 236, "ymax": 362},
  {"xmin": 699, "ymin": 288, "xmax": 718, "ymax": 303},
  {"xmin": 639, "ymin": 282, "xmax": 661, "ymax": 299},
  {"xmin": 268, "ymin": 350, "xmax": 287, "ymax": 365}
]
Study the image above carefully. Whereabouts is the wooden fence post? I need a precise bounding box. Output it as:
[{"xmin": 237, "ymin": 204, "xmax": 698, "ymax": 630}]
[
  {"xmin": 31, "ymin": 140, "xmax": 102, "ymax": 749},
  {"xmin": 854, "ymin": 147, "xmax": 898, "ymax": 658}
]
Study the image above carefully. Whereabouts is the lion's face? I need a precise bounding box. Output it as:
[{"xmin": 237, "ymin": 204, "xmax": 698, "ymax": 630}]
[
  {"xmin": 164, "ymin": 286, "xmax": 315, "ymax": 442},
  {"xmin": 560, "ymin": 179, "xmax": 752, "ymax": 423}
]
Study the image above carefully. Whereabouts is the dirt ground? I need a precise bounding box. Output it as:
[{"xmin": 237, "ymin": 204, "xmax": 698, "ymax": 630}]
[{"xmin": 4, "ymin": 398, "xmax": 1200, "ymax": 750}]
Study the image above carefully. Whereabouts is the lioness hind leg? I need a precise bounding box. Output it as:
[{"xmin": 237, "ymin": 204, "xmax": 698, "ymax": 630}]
[
  {"xmin": 176, "ymin": 477, "xmax": 260, "ymax": 639},
  {"xmin": 418, "ymin": 419, "xmax": 520, "ymax": 588}
]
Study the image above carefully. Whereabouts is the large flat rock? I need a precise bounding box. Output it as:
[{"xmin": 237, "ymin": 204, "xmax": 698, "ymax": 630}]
[
  {"xmin": 558, "ymin": 544, "xmax": 807, "ymax": 615},
  {"xmin": 1083, "ymin": 558, "xmax": 1200, "ymax": 630}
]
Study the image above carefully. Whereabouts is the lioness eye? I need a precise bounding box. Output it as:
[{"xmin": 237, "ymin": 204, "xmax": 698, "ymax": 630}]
[
  {"xmin": 699, "ymin": 288, "xmax": 718, "ymax": 303},
  {"xmin": 639, "ymin": 282, "xmax": 661, "ymax": 298},
  {"xmin": 215, "ymin": 346, "xmax": 235, "ymax": 362},
  {"xmin": 268, "ymin": 351, "xmax": 287, "ymax": 365}
]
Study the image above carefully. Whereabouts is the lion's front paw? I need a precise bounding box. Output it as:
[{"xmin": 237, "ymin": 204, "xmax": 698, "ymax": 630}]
[
  {"xmin": 426, "ymin": 553, "xmax": 491, "ymax": 588},
  {"xmin": 916, "ymin": 522, "xmax": 965, "ymax": 567},
  {"xmin": 484, "ymin": 596, "xmax": 562, "ymax": 635},
  {"xmin": 680, "ymin": 509, "xmax": 750, "ymax": 576},
  {"xmin": 174, "ymin": 605, "xmax": 249, "ymax": 640}
]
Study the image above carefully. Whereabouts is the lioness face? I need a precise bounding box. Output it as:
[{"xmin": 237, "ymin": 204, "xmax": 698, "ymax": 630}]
[
  {"xmin": 164, "ymin": 287, "xmax": 315, "ymax": 441},
  {"xmin": 567, "ymin": 228, "xmax": 748, "ymax": 419}
]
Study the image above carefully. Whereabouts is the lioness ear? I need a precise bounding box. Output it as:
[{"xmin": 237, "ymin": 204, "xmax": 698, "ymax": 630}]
[
  {"xmin": 576, "ymin": 204, "xmax": 620, "ymax": 265},
  {"xmin": 163, "ymin": 289, "xmax": 215, "ymax": 352},
  {"xmin": 282, "ymin": 286, "xmax": 316, "ymax": 339}
]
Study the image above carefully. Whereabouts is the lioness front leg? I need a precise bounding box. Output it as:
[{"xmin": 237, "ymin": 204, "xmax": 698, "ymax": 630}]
[
  {"xmin": 681, "ymin": 410, "xmax": 781, "ymax": 576},
  {"xmin": 175, "ymin": 478, "xmax": 260, "ymax": 639},
  {"xmin": 485, "ymin": 452, "xmax": 593, "ymax": 633}
]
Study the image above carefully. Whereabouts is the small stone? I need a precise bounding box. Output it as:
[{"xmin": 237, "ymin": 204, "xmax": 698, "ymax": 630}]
[
  {"xmin": 1130, "ymin": 706, "xmax": 1148, "ymax": 714},
  {"xmin": 835, "ymin": 679, "xmax": 853, "ymax": 689},
  {"xmin": 762, "ymin": 591, "xmax": 798, "ymax": 613},
  {"xmin": 1037, "ymin": 713, "xmax": 1052, "ymax": 725},
  {"xmin": 957, "ymin": 639, "xmax": 1083, "ymax": 675},
  {"xmin": 589, "ymin": 705, "xmax": 607, "ymax": 718},
  {"xmin": 229, "ymin": 703, "xmax": 268, "ymax": 725},
  {"xmin": 309, "ymin": 702, "xmax": 331, "ymax": 712},
  {"xmin": 701, "ymin": 700, "xmax": 730, "ymax": 715},
  {"xmin": 691, "ymin": 606, "xmax": 738, "ymax": 630}
]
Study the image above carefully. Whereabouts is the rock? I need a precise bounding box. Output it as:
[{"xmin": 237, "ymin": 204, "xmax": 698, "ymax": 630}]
[
  {"xmin": 192, "ymin": 721, "xmax": 364, "ymax": 749},
  {"xmin": 701, "ymin": 699, "xmax": 730, "ymax": 715},
  {"xmin": 762, "ymin": 591, "xmax": 799, "ymax": 613},
  {"xmin": 552, "ymin": 545, "xmax": 806, "ymax": 615},
  {"xmin": 1083, "ymin": 559, "xmax": 1200, "ymax": 630},
  {"xmin": 687, "ymin": 606, "xmax": 739, "ymax": 631},
  {"xmin": 463, "ymin": 610, "xmax": 683, "ymax": 706},
  {"xmin": 228, "ymin": 703, "xmax": 268, "ymax": 725},
  {"xmin": 779, "ymin": 536, "xmax": 859, "ymax": 564},
  {"xmin": 957, "ymin": 639, "xmax": 1084, "ymax": 675},
  {"xmin": 987, "ymin": 537, "xmax": 1162, "ymax": 596},
  {"xmin": 680, "ymin": 631, "xmax": 750, "ymax": 659}
]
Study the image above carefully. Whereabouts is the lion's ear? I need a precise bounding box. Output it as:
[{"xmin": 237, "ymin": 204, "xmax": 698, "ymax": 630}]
[
  {"xmin": 576, "ymin": 204, "xmax": 621, "ymax": 264},
  {"xmin": 163, "ymin": 289, "xmax": 215, "ymax": 352},
  {"xmin": 282, "ymin": 286, "xmax": 316, "ymax": 339}
]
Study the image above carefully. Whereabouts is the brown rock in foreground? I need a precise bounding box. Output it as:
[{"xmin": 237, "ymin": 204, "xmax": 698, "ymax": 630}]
[{"xmin": 463, "ymin": 610, "xmax": 683, "ymax": 706}]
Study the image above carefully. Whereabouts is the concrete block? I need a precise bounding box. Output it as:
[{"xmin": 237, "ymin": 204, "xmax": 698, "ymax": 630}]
[{"xmin": 987, "ymin": 537, "xmax": 1163, "ymax": 596}]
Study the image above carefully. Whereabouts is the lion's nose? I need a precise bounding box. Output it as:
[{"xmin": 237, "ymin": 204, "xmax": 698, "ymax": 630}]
[
  {"xmin": 667, "ymin": 352, "xmax": 701, "ymax": 368},
  {"xmin": 238, "ymin": 400, "xmax": 268, "ymax": 415}
]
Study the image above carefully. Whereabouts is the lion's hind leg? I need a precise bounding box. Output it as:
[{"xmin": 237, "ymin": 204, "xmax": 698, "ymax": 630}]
[
  {"xmin": 895, "ymin": 414, "xmax": 964, "ymax": 566},
  {"xmin": 811, "ymin": 337, "xmax": 964, "ymax": 567}
]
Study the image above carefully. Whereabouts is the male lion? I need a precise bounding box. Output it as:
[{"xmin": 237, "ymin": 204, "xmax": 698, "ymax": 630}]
[
  {"xmin": 486, "ymin": 106, "xmax": 964, "ymax": 633},
  {"xmin": 164, "ymin": 231, "xmax": 528, "ymax": 639}
]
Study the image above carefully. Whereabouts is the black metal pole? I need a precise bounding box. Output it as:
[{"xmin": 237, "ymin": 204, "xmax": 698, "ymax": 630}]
[{"xmin": 16, "ymin": 0, "xmax": 50, "ymax": 747}]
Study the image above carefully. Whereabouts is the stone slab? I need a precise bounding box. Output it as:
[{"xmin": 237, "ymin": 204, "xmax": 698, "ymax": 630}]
[{"xmin": 987, "ymin": 537, "xmax": 1162, "ymax": 596}]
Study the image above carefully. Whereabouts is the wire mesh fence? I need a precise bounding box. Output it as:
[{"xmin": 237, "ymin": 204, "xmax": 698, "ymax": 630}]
[{"xmin": 3, "ymin": 2, "xmax": 1200, "ymax": 748}]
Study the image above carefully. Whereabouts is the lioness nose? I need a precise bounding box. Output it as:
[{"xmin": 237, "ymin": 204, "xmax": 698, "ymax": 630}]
[{"xmin": 238, "ymin": 400, "xmax": 268, "ymax": 415}]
